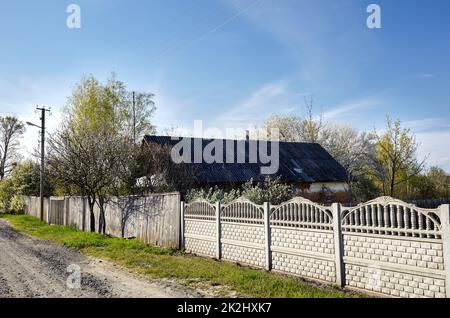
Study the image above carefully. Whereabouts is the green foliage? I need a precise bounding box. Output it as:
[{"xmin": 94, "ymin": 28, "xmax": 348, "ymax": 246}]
[
  {"xmin": 9, "ymin": 160, "xmax": 54, "ymax": 197},
  {"xmin": 1, "ymin": 214, "xmax": 362, "ymax": 298},
  {"xmin": 67, "ymin": 73, "xmax": 156, "ymax": 140},
  {"xmin": 0, "ymin": 178, "xmax": 14, "ymax": 212},
  {"xmin": 242, "ymin": 177, "xmax": 293, "ymax": 205},
  {"xmin": 372, "ymin": 117, "xmax": 424, "ymax": 198},
  {"xmin": 186, "ymin": 178, "xmax": 293, "ymax": 205},
  {"xmin": 9, "ymin": 194, "xmax": 24, "ymax": 214},
  {"xmin": 0, "ymin": 160, "xmax": 55, "ymax": 213},
  {"xmin": 186, "ymin": 186, "xmax": 241, "ymax": 204}
]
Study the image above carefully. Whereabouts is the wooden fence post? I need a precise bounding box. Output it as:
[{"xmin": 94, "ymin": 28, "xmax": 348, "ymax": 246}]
[
  {"xmin": 440, "ymin": 204, "xmax": 450, "ymax": 298},
  {"xmin": 216, "ymin": 201, "xmax": 221, "ymax": 260},
  {"xmin": 264, "ymin": 202, "xmax": 272, "ymax": 271},
  {"xmin": 332, "ymin": 203, "xmax": 345, "ymax": 287},
  {"xmin": 180, "ymin": 201, "xmax": 185, "ymax": 250}
]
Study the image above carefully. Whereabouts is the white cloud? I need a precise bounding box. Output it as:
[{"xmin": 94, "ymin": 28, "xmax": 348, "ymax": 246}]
[
  {"xmin": 415, "ymin": 73, "xmax": 435, "ymax": 79},
  {"xmin": 323, "ymin": 98, "xmax": 380, "ymax": 121},
  {"xmin": 403, "ymin": 118, "xmax": 450, "ymax": 132},
  {"xmin": 212, "ymin": 80, "xmax": 307, "ymax": 129}
]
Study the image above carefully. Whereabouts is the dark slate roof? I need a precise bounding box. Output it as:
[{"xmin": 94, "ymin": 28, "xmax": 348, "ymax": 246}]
[{"xmin": 143, "ymin": 135, "xmax": 348, "ymax": 184}]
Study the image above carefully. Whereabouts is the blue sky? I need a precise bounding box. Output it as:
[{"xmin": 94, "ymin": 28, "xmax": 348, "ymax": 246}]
[{"xmin": 0, "ymin": 0, "xmax": 450, "ymax": 170}]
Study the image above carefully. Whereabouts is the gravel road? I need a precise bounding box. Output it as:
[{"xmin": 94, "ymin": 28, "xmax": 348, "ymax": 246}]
[{"xmin": 0, "ymin": 219, "xmax": 204, "ymax": 298}]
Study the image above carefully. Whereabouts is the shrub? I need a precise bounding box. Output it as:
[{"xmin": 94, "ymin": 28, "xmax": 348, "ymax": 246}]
[
  {"xmin": 185, "ymin": 178, "xmax": 294, "ymax": 205},
  {"xmin": 185, "ymin": 186, "xmax": 241, "ymax": 204},
  {"xmin": 10, "ymin": 194, "xmax": 25, "ymax": 214},
  {"xmin": 0, "ymin": 178, "xmax": 14, "ymax": 212},
  {"xmin": 242, "ymin": 177, "xmax": 293, "ymax": 205}
]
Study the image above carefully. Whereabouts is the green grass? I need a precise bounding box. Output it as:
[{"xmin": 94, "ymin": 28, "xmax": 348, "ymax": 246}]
[{"xmin": 0, "ymin": 213, "xmax": 363, "ymax": 298}]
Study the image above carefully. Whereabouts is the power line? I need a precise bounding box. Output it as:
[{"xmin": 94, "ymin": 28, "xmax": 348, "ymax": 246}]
[{"xmin": 0, "ymin": 112, "xmax": 36, "ymax": 118}]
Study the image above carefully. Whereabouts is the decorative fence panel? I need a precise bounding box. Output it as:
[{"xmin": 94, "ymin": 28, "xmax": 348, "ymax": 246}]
[
  {"xmin": 183, "ymin": 201, "xmax": 217, "ymax": 257},
  {"xmin": 341, "ymin": 197, "xmax": 447, "ymax": 298},
  {"xmin": 270, "ymin": 198, "xmax": 337, "ymax": 283},
  {"xmin": 182, "ymin": 196, "xmax": 450, "ymax": 298},
  {"xmin": 221, "ymin": 199, "xmax": 266, "ymax": 268}
]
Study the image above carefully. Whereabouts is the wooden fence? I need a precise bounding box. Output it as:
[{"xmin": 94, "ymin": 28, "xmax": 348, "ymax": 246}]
[{"xmin": 23, "ymin": 193, "xmax": 181, "ymax": 249}]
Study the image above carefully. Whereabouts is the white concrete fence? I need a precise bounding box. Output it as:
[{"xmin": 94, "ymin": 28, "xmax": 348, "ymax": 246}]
[{"xmin": 181, "ymin": 196, "xmax": 450, "ymax": 298}]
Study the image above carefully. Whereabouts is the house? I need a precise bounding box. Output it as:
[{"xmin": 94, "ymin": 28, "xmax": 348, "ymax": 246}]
[{"xmin": 143, "ymin": 135, "xmax": 350, "ymax": 204}]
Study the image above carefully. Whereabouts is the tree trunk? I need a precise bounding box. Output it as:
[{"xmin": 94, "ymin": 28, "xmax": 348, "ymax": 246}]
[
  {"xmin": 88, "ymin": 197, "xmax": 96, "ymax": 232},
  {"xmin": 390, "ymin": 162, "xmax": 396, "ymax": 197},
  {"xmin": 98, "ymin": 196, "xmax": 106, "ymax": 234}
]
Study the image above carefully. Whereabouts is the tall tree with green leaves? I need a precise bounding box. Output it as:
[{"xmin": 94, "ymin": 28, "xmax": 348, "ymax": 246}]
[
  {"xmin": 371, "ymin": 117, "xmax": 426, "ymax": 197},
  {"xmin": 66, "ymin": 74, "xmax": 156, "ymax": 140}
]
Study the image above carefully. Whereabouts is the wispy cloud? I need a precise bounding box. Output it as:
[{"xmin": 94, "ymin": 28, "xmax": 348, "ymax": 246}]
[
  {"xmin": 323, "ymin": 98, "xmax": 380, "ymax": 121},
  {"xmin": 221, "ymin": 0, "xmax": 378, "ymax": 92},
  {"xmin": 403, "ymin": 117, "xmax": 450, "ymax": 132},
  {"xmin": 415, "ymin": 73, "xmax": 435, "ymax": 79},
  {"xmin": 213, "ymin": 80, "xmax": 308, "ymax": 129}
]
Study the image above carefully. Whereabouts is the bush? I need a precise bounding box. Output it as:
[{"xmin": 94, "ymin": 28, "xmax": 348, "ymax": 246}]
[
  {"xmin": 185, "ymin": 178, "xmax": 294, "ymax": 205},
  {"xmin": 185, "ymin": 186, "xmax": 241, "ymax": 204},
  {"xmin": 0, "ymin": 178, "xmax": 14, "ymax": 212},
  {"xmin": 10, "ymin": 194, "xmax": 25, "ymax": 214},
  {"xmin": 242, "ymin": 177, "xmax": 293, "ymax": 205}
]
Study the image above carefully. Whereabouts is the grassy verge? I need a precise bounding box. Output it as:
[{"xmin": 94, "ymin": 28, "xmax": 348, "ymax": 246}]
[{"xmin": 0, "ymin": 214, "xmax": 363, "ymax": 298}]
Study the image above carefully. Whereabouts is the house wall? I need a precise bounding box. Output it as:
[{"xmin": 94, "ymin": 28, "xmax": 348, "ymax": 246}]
[
  {"xmin": 295, "ymin": 182, "xmax": 351, "ymax": 204},
  {"xmin": 308, "ymin": 182, "xmax": 349, "ymax": 193}
]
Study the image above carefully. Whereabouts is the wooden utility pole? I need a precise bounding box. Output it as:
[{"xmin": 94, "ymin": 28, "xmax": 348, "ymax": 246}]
[
  {"xmin": 132, "ymin": 91, "xmax": 136, "ymax": 143},
  {"xmin": 37, "ymin": 107, "xmax": 50, "ymax": 221}
]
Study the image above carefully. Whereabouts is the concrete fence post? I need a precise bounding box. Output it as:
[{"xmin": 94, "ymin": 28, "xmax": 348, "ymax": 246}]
[
  {"xmin": 263, "ymin": 202, "xmax": 272, "ymax": 271},
  {"xmin": 215, "ymin": 201, "xmax": 222, "ymax": 260},
  {"xmin": 332, "ymin": 203, "xmax": 345, "ymax": 287},
  {"xmin": 440, "ymin": 204, "xmax": 450, "ymax": 298},
  {"xmin": 180, "ymin": 201, "xmax": 185, "ymax": 250}
]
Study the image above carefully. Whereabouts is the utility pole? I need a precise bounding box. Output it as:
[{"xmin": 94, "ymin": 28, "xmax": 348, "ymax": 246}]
[
  {"xmin": 37, "ymin": 107, "xmax": 50, "ymax": 221},
  {"xmin": 132, "ymin": 91, "xmax": 136, "ymax": 143},
  {"xmin": 28, "ymin": 107, "xmax": 50, "ymax": 221}
]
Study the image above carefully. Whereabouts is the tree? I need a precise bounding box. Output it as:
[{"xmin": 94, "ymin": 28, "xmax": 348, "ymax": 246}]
[
  {"xmin": 48, "ymin": 122, "xmax": 135, "ymax": 233},
  {"xmin": 371, "ymin": 117, "xmax": 426, "ymax": 198},
  {"xmin": 320, "ymin": 124, "xmax": 377, "ymax": 201},
  {"xmin": 137, "ymin": 142, "xmax": 196, "ymax": 195},
  {"xmin": 49, "ymin": 74, "xmax": 157, "ymax": 233},
  {"xmin": 66, "ymin": 74, "xmax": 156, "ymax": 141},
  {"xmin": 10, "ymin": 160, "xmax": 53, "ymax": 197},
  {"xmin": 0, "ymin": 160, "xmax": 52, "ymax": 213},
  {"xmin": 0, "ymin": 116, "xmax": 25, "ymax": 180},
  {"xmin": 427, "ymin": 166, "xmax": 450, "ymax": 198},
  {"xmin": 263, "ymin": 96, "xmax": 324, "ymax": 143},
  {"xmin": 262, "ymin": 104, "xmax": 377, "ymax": 202}
]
